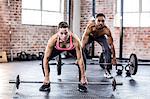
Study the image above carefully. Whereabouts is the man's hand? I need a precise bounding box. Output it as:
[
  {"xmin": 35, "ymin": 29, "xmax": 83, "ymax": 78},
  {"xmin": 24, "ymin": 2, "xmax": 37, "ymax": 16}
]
[
  {"xmin": 112, "ymin": 58, "xmax": 117, "ymax": 65},
  {"xmin": 44, "ymin": 76, "xmax": 50, "ymax": 85},
  {"xmin": 80, "ymin": 76, "xmax": 88, "ymax": 85}
]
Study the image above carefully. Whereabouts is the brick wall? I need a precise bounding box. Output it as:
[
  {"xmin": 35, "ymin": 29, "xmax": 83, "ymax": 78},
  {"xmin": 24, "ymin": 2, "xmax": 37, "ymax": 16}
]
[
  {"xmin": 0, "ymin": 0, "xmax": 150, "ymax": 60},
  {"xmin": 0, "ymin": 0, "xmax": 11, "ymax": 55},
  {"xmin": 0, "ymin": 0, "xmax": 58, "ymax": 60},
  {"xmin": 80, "ymin": 0, "xmax": 93, "ymax": 34},
  {"xmin": 122, "ymin": 27, "xmax": 150, "ymax": 59}
]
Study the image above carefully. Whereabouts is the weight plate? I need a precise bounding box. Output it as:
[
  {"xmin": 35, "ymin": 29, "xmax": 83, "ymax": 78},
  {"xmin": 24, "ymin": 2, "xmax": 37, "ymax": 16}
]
[
  {"xmin": 112, "ymin": 78, "xmax": 116, "ymax": 91},
  {"xmin": 57, "ymin": 64, "xmax": 61, "ymax": 75},
  {"xmin": 99, "ymin": 52, "xmax": 105, "ymax": 69},
  {"xmin": 16, "ymin": 75, "xmax": 20, "ymax": 89},
  {"xmin": 129, "ymin": 54, "xmax": 138, "ymax": 75},
  {"xmin": 57, "ymin": 54, "xmax": 62, "ymax": 75}
]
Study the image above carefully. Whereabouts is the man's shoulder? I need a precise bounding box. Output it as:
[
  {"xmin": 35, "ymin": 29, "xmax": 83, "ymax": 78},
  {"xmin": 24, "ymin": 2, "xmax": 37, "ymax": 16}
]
[
  {"xmin": 103, "ymin": 26, "xmax": 111, "ymax": 32},
  {"xmin": 104, "ymin": 25, "xmax": 109, "ymax": 29},
  {"xmin": 72, "ymin": 33, "xmax": 80, "ymax": 42},
  {"xmin": 104, "ymin": 25, "xmax": 110, "ymax": 29}
]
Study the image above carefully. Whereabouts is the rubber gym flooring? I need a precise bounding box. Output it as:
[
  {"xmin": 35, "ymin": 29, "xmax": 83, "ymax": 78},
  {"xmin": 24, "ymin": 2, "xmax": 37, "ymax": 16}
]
[{"xmin": 0, "ymin": 59, "xmax": 150, "ymax": 99}]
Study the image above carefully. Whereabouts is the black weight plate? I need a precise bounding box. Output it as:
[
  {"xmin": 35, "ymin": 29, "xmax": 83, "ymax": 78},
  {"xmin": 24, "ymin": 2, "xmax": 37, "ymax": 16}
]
[
  {"xmin": 112, "ymin": 78, "xmax": 116, "ymax": 91},
  {"xmin": 57, "ymin": 54, "xmax": 62, "ymax": 75},
  {"xmin": 99, "ymin": 52, "xmax": 105, "ymax": 69},
  {"xmin": 57, "ymin": 64, "xmax": 61, "ymax": 75},
  {"xmin": 129, "ymin": 54, "xmax": 138, "ymax": 75},
  {"xmin": 16, "ymin": 75, "xmax": 20, "ymax": 89}
]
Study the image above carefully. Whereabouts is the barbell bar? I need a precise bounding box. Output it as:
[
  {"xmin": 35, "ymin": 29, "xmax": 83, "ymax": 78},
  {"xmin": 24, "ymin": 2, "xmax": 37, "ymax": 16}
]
[
  {"xmin": 40, "ymin": 54, "xmax": 137, "ymax": 67},
  {"xmin": 9, "ymin": 75, "xmax": 123, "ymax": 91},
  {"xmin": 40, "ymin": 53, "xmax": 138, "ymax": 76},
  {"xmin": 40, "ymin": 62, "xmax": 131, "ymax": 66},
  {"xmin": 9, "ymin": 80, "xmax": 123, "ymax": 85}
]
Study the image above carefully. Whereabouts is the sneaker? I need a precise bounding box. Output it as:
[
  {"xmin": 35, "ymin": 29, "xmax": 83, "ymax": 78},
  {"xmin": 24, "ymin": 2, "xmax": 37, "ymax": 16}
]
[
  {"xmin": 104, "ymin": 70, "xmax": 113, "ymax": 79},
  {"xmin": 78, "ymin": 84, "xmax": 87, "ymax": 92},
  {"xmin": 39, "ymin": 83, "xmax": 50, "ymax": 92}
]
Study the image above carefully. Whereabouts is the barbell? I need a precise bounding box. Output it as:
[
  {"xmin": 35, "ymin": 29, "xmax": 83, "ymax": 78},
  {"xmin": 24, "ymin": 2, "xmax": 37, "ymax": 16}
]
[
  {"xmin": 40, "ymin": 53, "xmax": 138, "ymax": 76},
  {"xmin": 99, "ymin": 53, "xmax": 138, "ymax": 75},
  {"xmin": 9, "ymin": 75, "xmax": 123, "ymax": 91}
]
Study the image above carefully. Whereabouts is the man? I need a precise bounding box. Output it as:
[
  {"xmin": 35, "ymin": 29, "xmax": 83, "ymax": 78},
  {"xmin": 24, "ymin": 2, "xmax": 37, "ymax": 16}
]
[
  {"xmin": 39, "ymin": 21, "xmax": 88, "ymax": 92},
  {"xmin": 81, "ymin": 13, "xmax": 117, "ymax": 78}
]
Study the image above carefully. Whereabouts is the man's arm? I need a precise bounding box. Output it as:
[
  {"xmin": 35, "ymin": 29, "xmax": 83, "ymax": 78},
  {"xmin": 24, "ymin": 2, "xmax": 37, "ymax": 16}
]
[
  {"xmin": 81, "ymin": 28, "xmax": 90, "ymax": 49},
  {"xmin": 81, "ymin": 20, "xmax": 96, "ymax": 48},
  {"xmin": 106, "ymin": 30, "xmax": 117, "ymax": 64}
]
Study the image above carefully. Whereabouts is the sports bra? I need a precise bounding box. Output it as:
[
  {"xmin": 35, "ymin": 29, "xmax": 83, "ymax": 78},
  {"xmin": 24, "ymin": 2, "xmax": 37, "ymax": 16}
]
[{"xmin": 55, "ymin": 33, "xmax": 75, "ymax": 51}]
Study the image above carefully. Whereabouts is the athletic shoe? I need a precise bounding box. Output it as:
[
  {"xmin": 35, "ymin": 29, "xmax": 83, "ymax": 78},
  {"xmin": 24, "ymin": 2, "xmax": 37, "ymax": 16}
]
[
  {"xmin": 78, "ymin": 84, "xmax": 87, "ymax": 92},
  {"xmin": 104, "ymin": 70, "xmax": 113, "ymax": 79},
  {"xmin": 39, "ymin": 83, "xmax": 50, "ymax": 91}
]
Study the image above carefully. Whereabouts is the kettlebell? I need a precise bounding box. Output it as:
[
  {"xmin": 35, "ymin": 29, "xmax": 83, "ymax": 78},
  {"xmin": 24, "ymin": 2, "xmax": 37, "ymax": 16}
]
[
  {"xmin": 116, "ymin": 64, "xmax": 124, "ymax": 76},
  {"xmin": 20, "ymin": 51, "xmax": 27, "ymax": 61},
  {"xmin": 125, "ymin": 64, "xmax": 131, "ymax": 77},
  {"xmin": 38, "ymin": 52, "xmax": 44, "ymax": 60}
]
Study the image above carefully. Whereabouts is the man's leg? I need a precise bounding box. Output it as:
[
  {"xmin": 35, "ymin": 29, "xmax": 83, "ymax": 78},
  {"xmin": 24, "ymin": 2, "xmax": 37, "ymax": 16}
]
[{"xmin": 95, "ymin": 36, "xmax": 112, "ymax": 78}]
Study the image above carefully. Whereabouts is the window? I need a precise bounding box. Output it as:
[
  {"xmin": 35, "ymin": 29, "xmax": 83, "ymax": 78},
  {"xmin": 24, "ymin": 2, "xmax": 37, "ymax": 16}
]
[
  {"xmin": 115, "ymin": 0, "xmax": 150, "ymax": 27},
  {"xmin": 22, "ymin": 0, "xmax": 64, "ymax": 26}
]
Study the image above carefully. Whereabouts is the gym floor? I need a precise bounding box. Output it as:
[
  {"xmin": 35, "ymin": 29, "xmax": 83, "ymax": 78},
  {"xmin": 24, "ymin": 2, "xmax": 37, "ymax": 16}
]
[{"xmin": 0, "ymin": 59, "xmax": 150, "ymax": 99}]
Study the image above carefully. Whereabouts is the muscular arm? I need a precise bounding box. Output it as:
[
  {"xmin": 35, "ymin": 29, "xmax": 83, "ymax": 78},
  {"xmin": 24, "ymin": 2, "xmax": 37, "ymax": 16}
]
[
  {"xmin": 108, "ymin": 36, "xmax": 116, "ymax": 59},
  {"xmin": 106, "ymin": 29, "xmax": 116, "ymax": 64},
  {"xmin": 81, "ymin": 21, "xmax": 95, "ymax": 49},
  {"xmin": 43, "ymin": 35, "xmax": 56, "ymax": 83},
  {"xmin": 73, "ymin": 34, "xmax": 87, "ymax": 84},
  {"xmin": 81, "ymin": 27, "xmax": 90, "ymax": 49},
  {"xmin": 76, "ymin": 45, "xmax": 86, "ymax": 77}
]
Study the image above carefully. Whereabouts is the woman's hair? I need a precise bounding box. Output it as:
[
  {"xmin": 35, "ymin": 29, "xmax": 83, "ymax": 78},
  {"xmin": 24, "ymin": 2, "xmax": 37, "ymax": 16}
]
[{"xmin": 58, "ymin": 21, "xmax": 69, "ymax": 28}]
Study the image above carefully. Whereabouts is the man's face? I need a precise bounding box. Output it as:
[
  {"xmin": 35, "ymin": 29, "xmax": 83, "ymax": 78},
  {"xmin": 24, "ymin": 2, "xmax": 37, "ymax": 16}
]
[
  {"xmin": 95, "ymin": 16, "xmax": 105, "ymax": 29},
  {"xmin": 58, "ymin": 28, "xmax": 69, "ymax": 42}
]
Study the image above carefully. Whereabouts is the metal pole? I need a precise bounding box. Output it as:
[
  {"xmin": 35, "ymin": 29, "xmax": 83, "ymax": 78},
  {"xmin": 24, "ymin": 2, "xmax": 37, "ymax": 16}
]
[
  {"xmin": 92, "ymin": 0, "xmax": 95, "ymax": 57},
  {"xmin": 119, "ymin": 0, "xmax": 124, "ymax": 59},
  {"xmin": 68, "ymin": 0, "xmax": 71, "ymax": 26}
]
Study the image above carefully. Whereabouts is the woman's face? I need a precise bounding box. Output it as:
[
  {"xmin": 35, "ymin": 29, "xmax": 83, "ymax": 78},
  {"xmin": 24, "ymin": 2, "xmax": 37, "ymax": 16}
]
[{"xmin": 58, "ymin": 28, "xmax": 69, "ymax": 42}]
